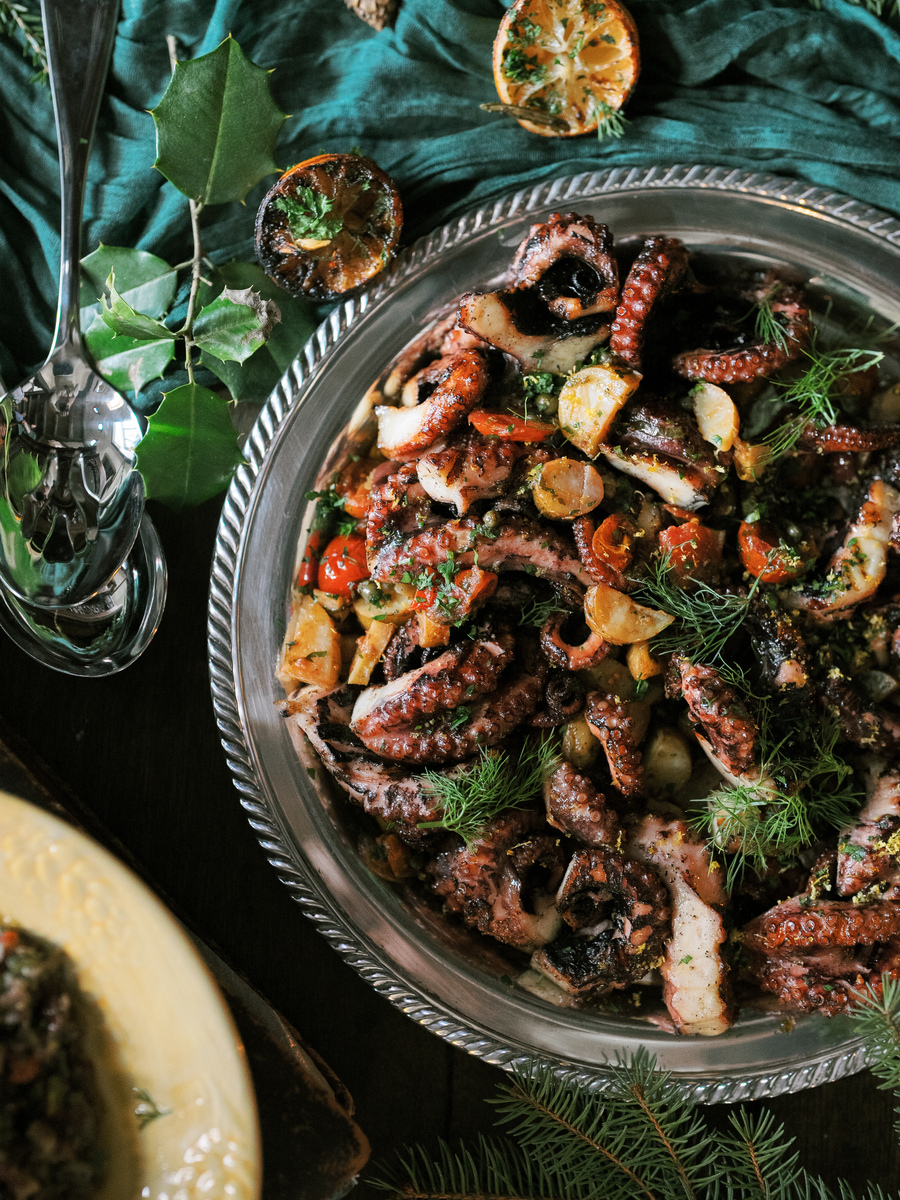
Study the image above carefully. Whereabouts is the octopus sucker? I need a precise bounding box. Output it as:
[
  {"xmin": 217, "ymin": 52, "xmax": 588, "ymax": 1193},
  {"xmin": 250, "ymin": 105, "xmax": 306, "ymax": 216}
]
[
  {"xmin": 584, "ymin": 690, "xmax": 646, "ymax": 798},
  {"xmin": 370, "ymin": 515, "xmax": 594, "ymax": 593},
  {"xmin": 798, "ymin": 423, "xmax": 900, "ymax": 453},
  {"xmin": 285, "ymin": 685, "xmax": 442, "ymax": 840},
  {"xmin": 351, "ymin": 642, "xmax": 548, "ymax": 766},
  {"xmin": 741, "ymin": 895, "xmax": 900, "ymax": 1015},
  {"xmin": 544, "ymin": 761, "xmax": 620, "ymax": 847}
]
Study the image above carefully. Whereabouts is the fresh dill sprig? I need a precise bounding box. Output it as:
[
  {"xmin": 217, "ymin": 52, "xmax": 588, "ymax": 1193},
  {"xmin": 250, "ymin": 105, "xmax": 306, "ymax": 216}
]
[
  {"xmin": 761, "ymin": 336, "xmax": 884, "ymax": 465},
  {"xmin": 275, "ymin": 187, "xmax": 343, "ymax": 243},
  {"xmin": 595, "ymin": 98, "xmax": 629, "ymax": 140},
  {"xmin": 518, "ymin": 594, "xmax": 565, "ymax": 628},
  {"xmin": 632, "ymin": 553, "xmax": 765, "ymax": 665},
  {"xmin": 418, "ymin": 735, "xmax": 560, "ymax": 844},
  {"xmin": 752, "ymin": 281, "xmax": 790, "ymax": 352},
  {"xmin": 0, "ymin": 0, "xmax": 47, "ymax": 82},
  {"xmin": 695, "ymin": 698, "xmax": 861, "ymax": 889}
]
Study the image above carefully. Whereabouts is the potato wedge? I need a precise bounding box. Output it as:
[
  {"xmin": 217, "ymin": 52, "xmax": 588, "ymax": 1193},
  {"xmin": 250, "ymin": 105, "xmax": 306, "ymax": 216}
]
[
  {"xmin": 626, "ymin": 640, "xmax": 665, "ymax": 681},
  {"xmin": 347, "ymin": 619, "xmax": 396, "ymax": 686},
  {"xmin": 558, "ymin": 363, "xmax": 642, "ymax": 457},
  {"xmin": 532, "ymin": 458, "xmax": 605, "ymax": 519},
  {"xmin": 353, "ymin": 582, "xmax": 417, "ymax": 630},
  {"xmin": 277, "ymin": 595, "xmax": 341, "ymax": 690},
  {"xmin": 692, "ymin": 381, "xmax": 739, "ymax": 452},
  {"xmin": 584, "ymin": 584, "xmax": 674, "ymax": 645}
]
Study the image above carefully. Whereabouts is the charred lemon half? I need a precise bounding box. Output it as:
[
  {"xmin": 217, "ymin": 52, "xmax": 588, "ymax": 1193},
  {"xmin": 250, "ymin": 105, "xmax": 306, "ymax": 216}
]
[{"xmin": 255, "ymin": 153, "xmax": 403, "ymax": 300}]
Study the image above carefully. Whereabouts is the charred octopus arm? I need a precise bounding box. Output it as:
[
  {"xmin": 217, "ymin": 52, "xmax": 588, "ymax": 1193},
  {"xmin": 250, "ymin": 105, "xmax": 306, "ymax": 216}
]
[
  {"xmin": 428, "ymin": 810, "xmax": 565, "ymax": 951},
  {"xmin": 609, "ymin": 236, "xmax": 691, "ymax": 370},
  {"xmin": 458, "ymin": 214, "xmax": 618, "ymax": 374},
  {"xmin": 741, "ymin": 895, "xmax": 900, "ymax": 1015},
  {"xmin": 375, "ymin": 348, "xmax": 493, "ymax": 460},
  {"xmin": 544, "ymin": 760, "xmax": 621, "ymax": 847},
  {"xmin": 510, "ymin": 212, "xmax": 619, "ymax": 320},
  {"xmin": 673, "ymin": 278, "xmax": 810, "ymax": 384},
  {"xmin": 668, "ymin": 655, "xmax": 759, "ymax": 777},
  {"xmin": 350, "ymin": 636, "xmax": 548, "ymax": 766}
]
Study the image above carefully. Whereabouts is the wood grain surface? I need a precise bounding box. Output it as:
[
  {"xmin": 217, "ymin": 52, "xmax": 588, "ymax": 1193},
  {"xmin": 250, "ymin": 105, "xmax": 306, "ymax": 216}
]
[{"xmin": 1, "ymin": 496, "xmax": 898, "ymax": 1197}]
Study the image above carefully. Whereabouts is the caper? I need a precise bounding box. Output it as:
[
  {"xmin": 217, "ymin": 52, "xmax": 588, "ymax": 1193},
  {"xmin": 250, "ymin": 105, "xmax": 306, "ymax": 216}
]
[
  {"xmin": 357, "ymin": 579, "xmax": 378, "ymax": 603},
  {"xmin": 482, "ymin": 509, "xmax": 501, "ymax": 529},
  {"xmin": 534, "ymin": 392, "xmax": 559, "ymax": 416}
]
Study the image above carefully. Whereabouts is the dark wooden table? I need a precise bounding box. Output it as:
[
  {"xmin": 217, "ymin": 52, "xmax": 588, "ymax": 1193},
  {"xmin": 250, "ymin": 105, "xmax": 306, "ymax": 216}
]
[{"xmin": 1, "ymin": 496, "xmax": 898, "ymax": 1197}]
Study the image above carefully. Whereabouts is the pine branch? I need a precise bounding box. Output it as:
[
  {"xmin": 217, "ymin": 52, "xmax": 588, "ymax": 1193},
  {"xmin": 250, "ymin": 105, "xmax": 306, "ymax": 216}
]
[
  {"xmin": 0, "ymin": 0, "xmax": 47, "ymax": 81},
  {"xmin": 368, "ymin": 1023, "xmax": 900, "ymax": 1200}
]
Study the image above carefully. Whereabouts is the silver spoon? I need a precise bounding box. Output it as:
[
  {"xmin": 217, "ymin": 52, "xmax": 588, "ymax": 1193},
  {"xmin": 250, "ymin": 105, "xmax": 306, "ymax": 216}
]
[
  {"xmin": 0, "ymin": 511, "xmax": 167, "ymax": 676},
  {"xmin": 0, "ymin": 0, "xmax": 145, "ymax": 610}
]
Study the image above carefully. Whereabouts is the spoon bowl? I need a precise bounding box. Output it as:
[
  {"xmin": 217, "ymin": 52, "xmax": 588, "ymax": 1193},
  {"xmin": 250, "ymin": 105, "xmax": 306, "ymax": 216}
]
[{"xmin": 0, "ymin": 512, "xmax": 167, "ymax": 676}]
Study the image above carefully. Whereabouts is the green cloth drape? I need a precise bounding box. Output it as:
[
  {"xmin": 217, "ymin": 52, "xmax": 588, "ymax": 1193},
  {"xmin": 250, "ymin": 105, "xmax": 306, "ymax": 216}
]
[{"xmin": 1, "ymin": 0, "xmax": 899, "ymax": 385}]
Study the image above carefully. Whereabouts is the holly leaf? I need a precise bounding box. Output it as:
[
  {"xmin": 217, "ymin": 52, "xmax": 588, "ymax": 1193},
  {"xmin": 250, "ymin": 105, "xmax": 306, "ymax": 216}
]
[
  {"xmin": 80, "ymin": 245, "xmax": 177, "ymax": 325},
  {"xmin": 192, "ymin": 288, "xmax": 280, "ymax": 364},
  {"xmin": 201, "ymin": 261, "xmax": 317, "ymax": 402},
  {"xmin": 135, "ymin": 383, "xmax": 243, "ymax": 509},
  {"xmin": 84, "ymin": 313, "xmax": 176, "ymax": 394},
  {"xmin": 150, "ymin": 37, "xmax": 286, "ymax": 206},
  {"xmin": 100, "ymin": 270, "xmax": 177, "ymax": 342}
]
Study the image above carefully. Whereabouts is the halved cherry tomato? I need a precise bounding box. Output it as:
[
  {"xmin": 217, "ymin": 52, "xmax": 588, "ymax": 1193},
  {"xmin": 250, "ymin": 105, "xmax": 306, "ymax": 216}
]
[
  {"xmin": 658, "ymin": 520, "xmax": 724, "ymax": 586},
  {"xmin": 469, "ymin": 410, "xmax": 556, "ymax": 442},
  {"xmin": 297, "ymin": 528, "xmax": 329, "ymax": 592},
  {"xmin": 592, "ymin": 514, "xmax": 634, "ymax": 574},
  {"xmin": 317, "ymin": 533, "xmax": 369, "ymax": 597},
  {"xmin": 409, "ymin": 585, "xmax": 437, "ymax": 611},
  {"xmin": 737, "ymin": 521, "xmax": 808, "ymax": 584}
]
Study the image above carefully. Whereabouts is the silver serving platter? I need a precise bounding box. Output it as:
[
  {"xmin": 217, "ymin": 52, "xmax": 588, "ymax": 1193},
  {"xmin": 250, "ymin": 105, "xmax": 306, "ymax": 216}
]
[{"xmin": 208, "ymin": 163, "xmax": 900, "ymax": 1103}]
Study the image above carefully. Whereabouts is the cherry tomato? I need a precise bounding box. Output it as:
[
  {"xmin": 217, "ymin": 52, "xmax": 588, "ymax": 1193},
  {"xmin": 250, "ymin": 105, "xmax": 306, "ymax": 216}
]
[
  {"xmin": 591, "ymin": 514, "xmax": 635, "ymax": 574},
  {"xmin": 409, "ymin": 586, "xmax": 437, "ymax": 611},
  {"xmin": 297, "ymin": 528, "xmax": 328, "ymax": 592},
  {"xmin": 737, "ymin": 521, "xmax": 808, "ymax": 584},
  {"xmin": 658, "ymin": 520, "xmax": 724, "ymax": 586},
  {"xmin": 317, "ymin": 533, "xmax": 369, "ymax": 597},
  {"xmin": 468, "ymin": 410, "xmax": 556, "ymax": 442}
]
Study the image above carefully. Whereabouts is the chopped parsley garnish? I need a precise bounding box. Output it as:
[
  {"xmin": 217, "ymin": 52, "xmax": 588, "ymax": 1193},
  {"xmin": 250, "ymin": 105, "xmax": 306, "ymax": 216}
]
[{"xmin": 275, "ymin": 187, "xmax": 343, "ymax": 243}]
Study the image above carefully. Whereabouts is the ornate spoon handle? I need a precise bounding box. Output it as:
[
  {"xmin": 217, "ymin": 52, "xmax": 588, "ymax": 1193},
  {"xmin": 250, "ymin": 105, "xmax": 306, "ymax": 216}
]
[{"xmin": 41, "ymin": 0, "xmax": 119, "ymax": 355}]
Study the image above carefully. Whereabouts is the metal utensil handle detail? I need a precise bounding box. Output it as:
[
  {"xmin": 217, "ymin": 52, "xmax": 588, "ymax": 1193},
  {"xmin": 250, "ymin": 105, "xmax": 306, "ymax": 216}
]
[{"xmin": 41, "ymin": 0, "xmax": 119, "ymax": 354}]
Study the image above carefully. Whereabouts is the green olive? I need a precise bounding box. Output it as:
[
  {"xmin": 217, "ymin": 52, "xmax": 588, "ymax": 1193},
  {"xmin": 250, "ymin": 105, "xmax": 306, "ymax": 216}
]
[
  {"xmin": 482, "ymin": 509, "xmax": 501, "ymax": 529},
  {"xmin": 534, "ymin": 392, "xmax": 559, "ymax": 416},
  {"xmin": 357, "ymin": 579, "xmax": 379, "ymax": 602}
]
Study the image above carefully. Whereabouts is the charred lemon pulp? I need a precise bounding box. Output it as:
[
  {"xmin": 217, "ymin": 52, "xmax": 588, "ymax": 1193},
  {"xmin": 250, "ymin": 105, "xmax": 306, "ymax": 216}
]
[{"xmin": 255, "ymin": 153, "xmax": 403, "ymax": 300}]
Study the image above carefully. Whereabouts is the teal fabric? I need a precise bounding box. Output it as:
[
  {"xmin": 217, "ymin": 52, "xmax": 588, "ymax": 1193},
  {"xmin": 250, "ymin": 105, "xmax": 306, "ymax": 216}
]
[{"xmin": 1, "ymin": 0, "xmax": 900, "ymax": 387}]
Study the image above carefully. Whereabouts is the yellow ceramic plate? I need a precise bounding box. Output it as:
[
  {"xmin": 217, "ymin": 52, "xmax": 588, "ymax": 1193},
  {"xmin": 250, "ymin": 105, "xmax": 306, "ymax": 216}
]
[{"xmin": 0, "ymin": 789, "xmax": 261, "ymax": 1199}]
